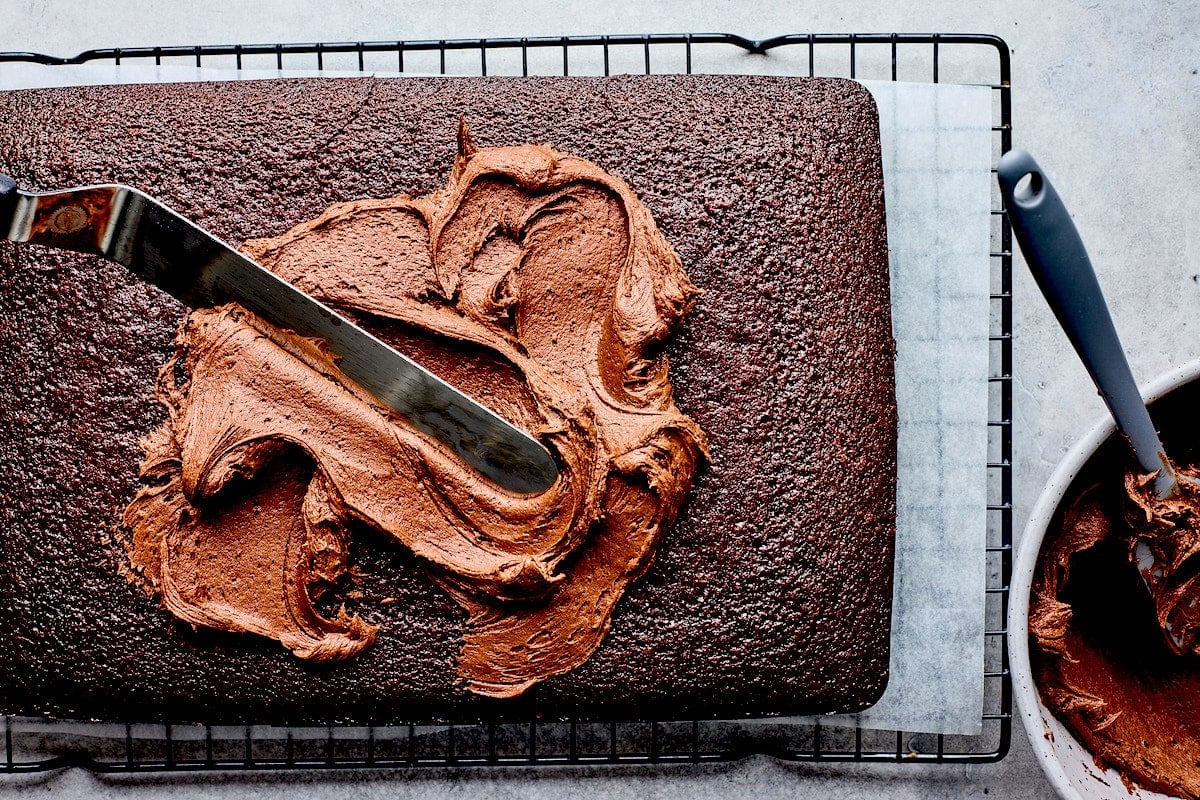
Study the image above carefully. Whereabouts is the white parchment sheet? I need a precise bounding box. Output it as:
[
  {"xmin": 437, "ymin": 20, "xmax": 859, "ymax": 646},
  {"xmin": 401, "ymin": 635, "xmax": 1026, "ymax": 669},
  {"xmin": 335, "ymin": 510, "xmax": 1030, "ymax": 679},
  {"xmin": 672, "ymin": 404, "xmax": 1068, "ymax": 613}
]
[
  {"xmin": 815, "ymin": 80, "xmax": 993, "ymax": 735},
  {"xmin": 0, "ymin": 66, "xmax": 994, "ymax": 735}
]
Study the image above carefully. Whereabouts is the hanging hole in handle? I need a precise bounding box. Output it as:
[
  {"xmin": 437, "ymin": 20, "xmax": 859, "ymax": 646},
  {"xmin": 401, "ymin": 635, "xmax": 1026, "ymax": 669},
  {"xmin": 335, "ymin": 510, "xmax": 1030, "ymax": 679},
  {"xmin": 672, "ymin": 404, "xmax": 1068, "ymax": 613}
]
[{"xmin": 1013, "ymin": 171, "xmax": 1044, "ymax": 204}]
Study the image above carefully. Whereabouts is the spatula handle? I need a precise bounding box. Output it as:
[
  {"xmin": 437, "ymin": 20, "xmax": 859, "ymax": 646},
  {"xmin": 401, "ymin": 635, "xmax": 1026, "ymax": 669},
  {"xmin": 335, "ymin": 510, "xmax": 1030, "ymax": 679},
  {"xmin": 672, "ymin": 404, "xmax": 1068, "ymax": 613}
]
[
  {"xmin": 0, "ymin": 174, "xmax": 17, "ymax": 238},
  {"xmin": 998, "ymin": 150, "xmax": 1168, "ymax": 482}
]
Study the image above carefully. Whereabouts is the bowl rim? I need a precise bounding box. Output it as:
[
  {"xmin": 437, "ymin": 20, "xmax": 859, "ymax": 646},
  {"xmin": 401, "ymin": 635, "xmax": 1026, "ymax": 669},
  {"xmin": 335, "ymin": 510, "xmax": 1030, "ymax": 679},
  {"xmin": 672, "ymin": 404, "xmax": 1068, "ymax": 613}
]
[{"xmin": 1009, "ymin": 357, "xmax": 1200, "ymax": 800}]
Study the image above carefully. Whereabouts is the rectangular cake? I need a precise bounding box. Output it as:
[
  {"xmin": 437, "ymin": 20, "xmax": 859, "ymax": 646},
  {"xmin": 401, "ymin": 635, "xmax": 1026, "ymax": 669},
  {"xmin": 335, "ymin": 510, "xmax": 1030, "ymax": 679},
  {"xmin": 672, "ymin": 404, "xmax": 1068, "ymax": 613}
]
[{"xmin": 0, "ymin": 74, "xmax": 896, "ymax": 723}]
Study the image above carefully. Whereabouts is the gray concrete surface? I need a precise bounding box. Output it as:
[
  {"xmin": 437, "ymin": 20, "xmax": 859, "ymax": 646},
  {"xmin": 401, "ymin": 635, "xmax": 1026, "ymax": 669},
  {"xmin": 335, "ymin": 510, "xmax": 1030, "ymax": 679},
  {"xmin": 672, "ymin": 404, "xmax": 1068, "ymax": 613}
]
[{"xmin": 2, "ymin": 0, "xmax": 1198, "ymax": 797}]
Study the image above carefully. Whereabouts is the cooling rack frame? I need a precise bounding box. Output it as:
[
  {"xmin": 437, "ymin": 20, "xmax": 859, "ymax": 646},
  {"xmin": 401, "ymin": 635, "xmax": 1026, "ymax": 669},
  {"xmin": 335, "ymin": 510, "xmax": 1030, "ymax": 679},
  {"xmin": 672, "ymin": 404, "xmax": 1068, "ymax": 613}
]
[{"xmin": 0, "ymin": 31, "xmax": 1013, "ymax": 771}]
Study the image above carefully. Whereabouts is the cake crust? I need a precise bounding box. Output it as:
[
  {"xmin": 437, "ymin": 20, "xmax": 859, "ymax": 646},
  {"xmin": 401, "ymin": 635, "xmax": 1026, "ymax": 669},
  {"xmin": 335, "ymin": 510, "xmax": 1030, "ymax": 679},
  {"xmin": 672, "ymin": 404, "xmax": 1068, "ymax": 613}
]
[{"xmin": 0, "ymin": 75, "xmax": 895, "ymax": 722}]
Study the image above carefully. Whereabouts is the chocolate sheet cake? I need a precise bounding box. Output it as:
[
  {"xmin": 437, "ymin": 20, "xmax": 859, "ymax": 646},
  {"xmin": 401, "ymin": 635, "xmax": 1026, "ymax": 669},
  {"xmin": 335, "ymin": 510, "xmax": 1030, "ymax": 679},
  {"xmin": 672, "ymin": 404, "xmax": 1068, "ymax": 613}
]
[{"xmin": 0, "ymin": 75, "xmax": 895, "ymax": 722}]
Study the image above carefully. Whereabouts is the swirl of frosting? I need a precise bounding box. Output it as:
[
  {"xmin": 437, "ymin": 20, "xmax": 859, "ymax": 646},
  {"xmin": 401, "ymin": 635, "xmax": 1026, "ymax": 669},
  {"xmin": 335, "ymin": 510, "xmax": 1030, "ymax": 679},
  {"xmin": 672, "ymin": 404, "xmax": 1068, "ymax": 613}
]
[
  {"xmin": 122, "ymin": 122, "xmax": 707, "ymax": 697},
  {"xmin": 1123, "ymin": 465, "xmax": 1200, "ymax": 656}
]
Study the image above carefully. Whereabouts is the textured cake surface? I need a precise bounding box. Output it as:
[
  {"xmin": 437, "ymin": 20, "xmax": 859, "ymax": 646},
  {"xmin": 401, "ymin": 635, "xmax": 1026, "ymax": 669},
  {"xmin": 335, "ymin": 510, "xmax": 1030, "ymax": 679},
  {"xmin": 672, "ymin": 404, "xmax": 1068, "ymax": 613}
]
[{"xmin": 0, "ymin": 75, "xmax": 896, "ymax": 722}]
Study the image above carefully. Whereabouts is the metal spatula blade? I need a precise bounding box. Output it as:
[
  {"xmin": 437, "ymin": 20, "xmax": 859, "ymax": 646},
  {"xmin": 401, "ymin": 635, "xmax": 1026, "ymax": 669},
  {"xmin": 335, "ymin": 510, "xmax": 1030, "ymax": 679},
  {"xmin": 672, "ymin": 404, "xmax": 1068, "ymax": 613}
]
[{"xmin": 0, "ymin": 176, "xmax": 558, "ymax": 495}]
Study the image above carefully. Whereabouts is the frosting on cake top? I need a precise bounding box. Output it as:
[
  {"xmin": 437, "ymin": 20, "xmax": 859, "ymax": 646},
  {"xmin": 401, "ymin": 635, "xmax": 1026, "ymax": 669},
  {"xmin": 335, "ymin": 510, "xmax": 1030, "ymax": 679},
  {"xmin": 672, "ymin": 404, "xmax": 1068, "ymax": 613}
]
[{"xmin": 122, "ymin": 122, "xmax": 707, "ymax": 698}]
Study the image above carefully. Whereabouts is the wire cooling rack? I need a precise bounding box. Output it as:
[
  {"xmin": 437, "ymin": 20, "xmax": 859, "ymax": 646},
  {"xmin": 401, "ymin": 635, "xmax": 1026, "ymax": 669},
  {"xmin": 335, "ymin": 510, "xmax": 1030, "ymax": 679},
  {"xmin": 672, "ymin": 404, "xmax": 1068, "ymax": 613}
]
[{"xmin": 0, "ymin": 32, "xmax": 1013, "ymax": 771}]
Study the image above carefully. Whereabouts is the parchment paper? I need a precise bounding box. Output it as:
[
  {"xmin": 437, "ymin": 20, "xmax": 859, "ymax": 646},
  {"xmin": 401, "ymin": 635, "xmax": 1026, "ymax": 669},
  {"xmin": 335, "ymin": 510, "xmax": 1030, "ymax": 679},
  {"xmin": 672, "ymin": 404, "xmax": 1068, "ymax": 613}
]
[
  {"xmin": 0, "ymin": 65, "xmax": 995, "ymax": 735},
  {"xmin": 817, "ymin": 80, "xmax": 993, "ymax": 735}
]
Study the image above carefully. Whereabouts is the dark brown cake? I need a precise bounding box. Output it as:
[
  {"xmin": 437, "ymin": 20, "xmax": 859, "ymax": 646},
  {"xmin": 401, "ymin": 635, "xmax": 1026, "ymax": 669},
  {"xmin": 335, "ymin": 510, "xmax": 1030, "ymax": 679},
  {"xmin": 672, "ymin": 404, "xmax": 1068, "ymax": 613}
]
[{"xmin": 0, "ymin": 75, "xmax": 895, "ymax": 722}]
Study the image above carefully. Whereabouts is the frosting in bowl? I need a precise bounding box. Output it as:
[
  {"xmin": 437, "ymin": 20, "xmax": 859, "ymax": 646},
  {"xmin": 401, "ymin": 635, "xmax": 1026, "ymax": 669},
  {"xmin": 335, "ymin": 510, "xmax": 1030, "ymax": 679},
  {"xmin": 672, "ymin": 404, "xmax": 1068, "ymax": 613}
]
[{"xmin": 1030, "ymin": 461, "xmax": 1200, "ymax": 797}]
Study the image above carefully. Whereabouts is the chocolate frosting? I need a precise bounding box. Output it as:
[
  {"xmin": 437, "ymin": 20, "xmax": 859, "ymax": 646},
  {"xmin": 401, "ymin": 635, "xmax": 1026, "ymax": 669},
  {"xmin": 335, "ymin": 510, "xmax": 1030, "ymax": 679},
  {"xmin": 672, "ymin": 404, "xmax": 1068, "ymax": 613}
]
[
  {"xmin": 1030, "ymin": 465, "xmax": 1200, "ymax": 798},
  {"xmin": 1124, "ymin": 467, "xmax": 1200, "ymax": 657},
  {"xmin": 122, "ymin": 124, "xmax": 707, "ymax": 698}
]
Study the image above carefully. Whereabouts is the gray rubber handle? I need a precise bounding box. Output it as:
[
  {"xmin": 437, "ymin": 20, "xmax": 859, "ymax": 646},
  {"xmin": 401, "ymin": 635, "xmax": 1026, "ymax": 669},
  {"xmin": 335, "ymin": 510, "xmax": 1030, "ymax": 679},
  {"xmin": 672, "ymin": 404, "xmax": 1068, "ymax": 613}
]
[{"xmin": 998, "ymin": 150, "xmax": 1168, "ymax": 481}]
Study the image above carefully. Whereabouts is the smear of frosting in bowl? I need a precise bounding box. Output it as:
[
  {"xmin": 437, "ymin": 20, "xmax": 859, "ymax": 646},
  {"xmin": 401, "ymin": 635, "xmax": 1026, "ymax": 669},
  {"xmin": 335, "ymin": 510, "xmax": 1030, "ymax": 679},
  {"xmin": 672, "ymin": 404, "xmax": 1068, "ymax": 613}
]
[
  {"xmin": 1030, "ymin": 460, "xmax": 1200, "ymax": 797},
  {"xmin": 122, "ymin": 122, "xmax": 707, "ymax": 698}
]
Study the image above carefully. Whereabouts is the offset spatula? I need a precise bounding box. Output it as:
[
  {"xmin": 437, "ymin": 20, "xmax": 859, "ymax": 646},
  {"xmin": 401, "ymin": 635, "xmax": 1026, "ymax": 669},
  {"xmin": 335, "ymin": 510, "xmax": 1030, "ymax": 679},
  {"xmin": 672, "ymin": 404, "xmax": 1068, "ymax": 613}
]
[{"xmin": 0, "ymin": 176, "xmax": 558, "ymax": 494}]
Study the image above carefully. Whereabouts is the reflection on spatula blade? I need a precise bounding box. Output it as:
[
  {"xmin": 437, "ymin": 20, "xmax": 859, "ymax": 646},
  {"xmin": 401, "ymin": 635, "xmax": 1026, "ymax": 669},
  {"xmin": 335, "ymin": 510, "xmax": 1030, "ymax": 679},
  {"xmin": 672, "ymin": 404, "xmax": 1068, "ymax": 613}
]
[{"xmin": 0, "ymin": 177, "xmax": 558, "ymax": 494}]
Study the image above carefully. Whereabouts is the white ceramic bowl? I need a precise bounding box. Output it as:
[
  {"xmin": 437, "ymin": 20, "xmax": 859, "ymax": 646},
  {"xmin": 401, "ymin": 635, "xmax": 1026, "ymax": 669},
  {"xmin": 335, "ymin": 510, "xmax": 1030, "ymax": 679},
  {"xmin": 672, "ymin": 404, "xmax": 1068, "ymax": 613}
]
[{"xmin": 1009, "ymin": 357, "xmax": 1200, "ymax": 800}]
